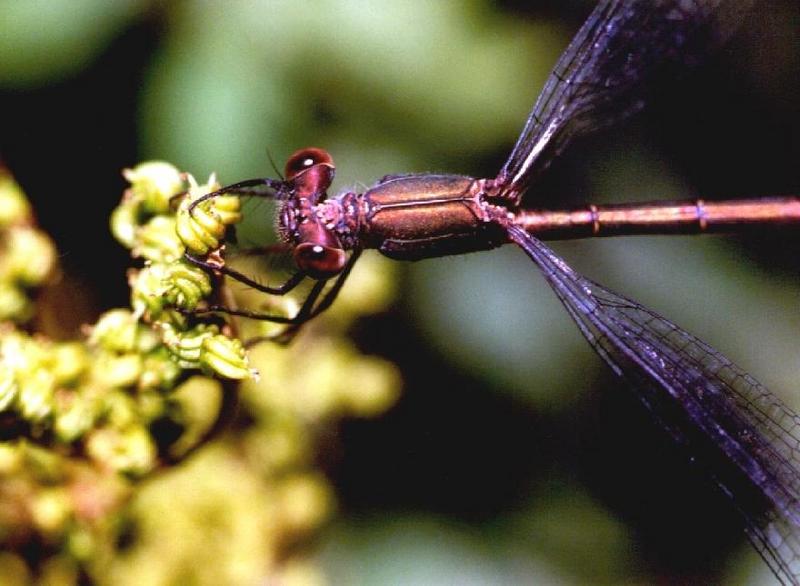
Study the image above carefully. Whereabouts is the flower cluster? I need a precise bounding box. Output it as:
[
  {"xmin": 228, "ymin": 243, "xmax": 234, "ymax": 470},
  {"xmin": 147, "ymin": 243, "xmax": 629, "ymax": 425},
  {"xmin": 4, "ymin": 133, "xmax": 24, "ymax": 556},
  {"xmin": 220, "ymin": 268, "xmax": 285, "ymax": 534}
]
[
  {"xmin": 0, "ymin": 163, "xmax": 401, "ymax": 584},
  {"xmin": 111, "ymin": 162, "xmax": 252, "ymax": 380},
  {"xmin": 0, "ymin": 169, "xmax": 56, "ymax": 321},
  {"xmin": 0, "ymin": 317, "xmax": 173, "ymax": 476}
]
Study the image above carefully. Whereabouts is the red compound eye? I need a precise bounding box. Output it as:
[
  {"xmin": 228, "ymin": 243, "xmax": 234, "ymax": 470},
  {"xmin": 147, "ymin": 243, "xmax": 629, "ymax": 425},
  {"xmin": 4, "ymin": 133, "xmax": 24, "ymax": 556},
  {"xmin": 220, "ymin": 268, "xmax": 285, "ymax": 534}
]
[
  {"xmin": 284, "ymin": 147, "xmax": 334, "ymax": 181},
  {"xmin": 293, "ymin": 242, "xmax": 346, "ymax": 279}
]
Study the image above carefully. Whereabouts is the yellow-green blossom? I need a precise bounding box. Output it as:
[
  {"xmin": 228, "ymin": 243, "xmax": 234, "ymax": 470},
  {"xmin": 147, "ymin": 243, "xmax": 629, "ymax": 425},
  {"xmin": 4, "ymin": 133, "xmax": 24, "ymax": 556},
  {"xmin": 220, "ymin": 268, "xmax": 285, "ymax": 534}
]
[{"xmin": 122, "ymin": 161, "xmax": 184, "ymax": 216}]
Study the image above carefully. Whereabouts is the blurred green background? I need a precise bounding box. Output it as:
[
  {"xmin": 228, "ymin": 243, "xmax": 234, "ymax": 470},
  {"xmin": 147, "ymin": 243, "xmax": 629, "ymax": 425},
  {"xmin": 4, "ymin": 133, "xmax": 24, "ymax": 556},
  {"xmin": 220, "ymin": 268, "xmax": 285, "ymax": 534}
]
[{"xmin": 1, "ymin": 0, "xmax": 799, "ymax": 584}]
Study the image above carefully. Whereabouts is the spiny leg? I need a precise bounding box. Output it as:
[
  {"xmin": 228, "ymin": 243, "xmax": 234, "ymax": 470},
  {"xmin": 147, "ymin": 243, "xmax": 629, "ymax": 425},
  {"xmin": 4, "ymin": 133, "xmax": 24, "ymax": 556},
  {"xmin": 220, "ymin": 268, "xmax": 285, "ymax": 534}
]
[
  {"xmin": 306, "ymin": 249, "xmax": 361, "ymax": 319},
  {"xmin": 184, "ymin": 175, "xmax": 298, "ymax": 293},
  {"xmin": 189, "ymin": 249, "xmax": 363, "ymax": 344},
  {"xmin": 202, "ymin": 278, "xmax": 327, "ymax": 325},
  {"xmin": 229, "ymin": 244, "xmax": 290, "ymax": 257},
  {"xmin": 234, "ymin": 249, "xmax": 362, "ymax": 327},
  {"xmin": 185, "ymin": 252, "xmax": 306, "ymax": 296},
  {"xmin": 188, "ymin": 178, "xmax": 285, "ymax": 213},
  {"xmin": 263, "ymin": 249, "xmax": 363, "ymax": 344}
]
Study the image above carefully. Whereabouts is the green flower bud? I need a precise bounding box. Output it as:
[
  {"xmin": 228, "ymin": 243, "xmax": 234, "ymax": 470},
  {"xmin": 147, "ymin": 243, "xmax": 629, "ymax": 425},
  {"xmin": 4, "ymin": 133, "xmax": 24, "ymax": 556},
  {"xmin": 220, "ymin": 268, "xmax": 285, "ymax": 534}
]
[
  {"xmin": 51, "ymin": 343, "xmax": 88, "ymax": 386},
  {"xmin": 160, "ymin": 324, "xmax": 252, "ymax": 379},
  {"xmin": 85, "ymin": 425, "xmax": 156, "ymax": 476},
  {"xmin": 200, "ymin": 335, "xmax": 253, "ymax": 380},
  {"xmin": 135, "ymin": 389, "xmax": 167, "ymax": 421},
  {"xmin": 23, "ymin": 442, "xmax": 65, "ymax": 480},
  {"xmin": 54, "ymin": 396, "xmax": 96, "ymax": 443},
  {"xmin": 153, "ymin": 308, "xmax": 188, "ymax": 329},
  {"xmin": 92, "ymin": 353, "xmax": 142, "ymax": 389},
  {"xmin": 129, "ymin": 265, "xmax": 168, "ymax": 319},
  {"xmin": 0, "ymin": 329, "xmax": 48, "ymax": 374},
  {"xmin": 31, "ymin": 488, "xmax": 72, "ymax": 536},
  {"xmin": 110, "ymin": 202, "xmax": 139, "ymax": 249},
  {"xmin": 242, "ymin": 417, "xmax": 308, "ymax": 472},
  {"xmin": 0, "ymin": 281, "xmax": 31, "ymax": 321},
  {"xmin": 89, "ymin": 309, "xmax": 138, "ymax": 353},
  {"xmin": 134, "ymin": 323, "xmax": 160, "ymax": 354},
  {"xmin": 161, "ymin": 323, "xmax": 218, "ymax": 369},
  {"xmin": 134, "ymin": 216, "xmax": 185, "ymax": 263},
  {"xmin": 131, "ymin": 263, "xmax": 190, "ymax": 322},
  {"xmin": 275, "ymin": 473, "xmax": 333, "ymax": 536},
  {"xmin": 175, "ymin": 174, "xmax": 240, "ymax": 256},
  {"xmin": 139, "ymin": 349, "xmax": 182, "ymax": 391},
  {"xmin": 66, "ymin": 525, "xmax": 95, "ymax": 561},
  {"xmin": 175, "ymin": 204, "xmax": 225, "ymax": 256},
  {"xmin": 336, "ymin": 356, "xmax": 401, "ymax": 417},
  {"xmin": 18, "ymin": 369, "xmax": 55, "ymax": 422},
  {"xmin": 3, "ymin": 227, "xmax": 56, "ymax": 287},
  {"xmin": 211, "ymin": 193, "xmax": 242, "ymax": 225},
  {"xmin": 162, "ymin": 261, "xmax": 212, "ymax": 310},
  {"xmin": 101, "ymin": 390, "xmax": 138, "ymax": 428},
  {"xmin": 122, "ymin": 161, "xmax": 184, "ymax": 215}
]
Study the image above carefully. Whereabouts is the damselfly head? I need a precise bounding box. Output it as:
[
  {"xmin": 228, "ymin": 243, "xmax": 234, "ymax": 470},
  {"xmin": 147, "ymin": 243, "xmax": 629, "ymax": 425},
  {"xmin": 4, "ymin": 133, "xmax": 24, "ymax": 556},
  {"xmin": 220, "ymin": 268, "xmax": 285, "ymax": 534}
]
[
  {"xmin": 292, "ymin": 217, "xmax": 346, "ymax": 279},
  {"xmin": 276, "ymin": 148, "xmax": 346, "ymax": 279},
  {"xmin": 285, "ymin": 147, "xmax": 334, "ymax": 180},
  {"xmin": 275, "ymin": 202, "xmax": 345, "ymax": 279},
  {"xmin": 285, "ymin": 147, "xmax": 335, "ymax": 205}
]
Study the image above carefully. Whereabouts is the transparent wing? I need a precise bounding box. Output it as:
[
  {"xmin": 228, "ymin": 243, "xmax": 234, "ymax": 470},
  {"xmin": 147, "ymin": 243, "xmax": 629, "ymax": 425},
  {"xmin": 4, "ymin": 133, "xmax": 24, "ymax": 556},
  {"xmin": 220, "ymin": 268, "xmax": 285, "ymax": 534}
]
[
  {"xmin": 497, "ymin": 0, "xmax": 755, "ymax": 202},
  {"xmin": 506, "ymin": 224, "xmax": 800, "ymax": 584}
]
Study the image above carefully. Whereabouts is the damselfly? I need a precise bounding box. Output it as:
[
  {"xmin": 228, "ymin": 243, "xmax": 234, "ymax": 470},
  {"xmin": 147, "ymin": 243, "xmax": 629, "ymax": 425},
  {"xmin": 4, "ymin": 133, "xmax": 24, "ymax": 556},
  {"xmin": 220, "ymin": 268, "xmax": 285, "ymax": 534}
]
[{"xmin": 187, "ymin": 1, "xmax": 800, "ymax": 582}]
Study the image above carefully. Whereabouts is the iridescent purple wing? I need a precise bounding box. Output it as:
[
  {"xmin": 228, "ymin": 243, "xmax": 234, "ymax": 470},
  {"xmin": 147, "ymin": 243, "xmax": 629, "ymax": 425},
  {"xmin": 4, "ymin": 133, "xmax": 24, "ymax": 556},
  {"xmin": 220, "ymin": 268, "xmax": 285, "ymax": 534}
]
[
  {"xmin": 496, "ymin": 0, "xmax": 755, "ymax": 203},
  {"xmin": 506, "ymin": 224, "xmax": 800, "ymax": 584}
]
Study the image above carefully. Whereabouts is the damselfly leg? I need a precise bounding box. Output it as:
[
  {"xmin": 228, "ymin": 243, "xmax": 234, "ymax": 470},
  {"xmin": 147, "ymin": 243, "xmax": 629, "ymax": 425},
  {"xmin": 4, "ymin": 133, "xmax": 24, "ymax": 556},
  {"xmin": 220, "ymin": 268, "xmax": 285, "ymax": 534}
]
[
  {"xmin": 185, "ymin": 250, "xmax": 307, "ymax": 296},
  {"xmin": 191, "ymin": 249, "xmax": 360, "ymax": 344}
]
